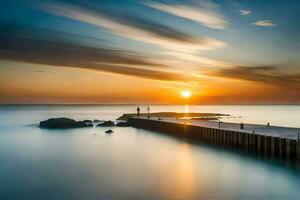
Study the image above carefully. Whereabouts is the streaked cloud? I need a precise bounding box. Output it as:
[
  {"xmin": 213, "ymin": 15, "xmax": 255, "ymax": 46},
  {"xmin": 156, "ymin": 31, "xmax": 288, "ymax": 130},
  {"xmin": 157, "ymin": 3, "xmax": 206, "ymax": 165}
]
[
  {"xmin": 87, "ymin": 64, "xmax": 192, "ymax": 82},
  {"xmin": 0, "ymin": 25, "xmax": 194, "ymax": 82},
  {"xmin": 42, "ymin": 3, "xmax": 225, "ymax": 52},
  {"xmin": 252, "ymin": 20, "xmax": 276, "ymax": 27},
  {"xmin": 239, "ymin": 10, "xmax": 251, "ymax": 16},
  {"xmin": 160, "ymin": 52, "xmax": 232, "ymax": 68},
  {"xmin": 144, "ymin": 1, "xmax": 229, "ymax": 30},
  {"xmin": 207, "ymin": 66, "xmax": 300, "ymax": 87}
]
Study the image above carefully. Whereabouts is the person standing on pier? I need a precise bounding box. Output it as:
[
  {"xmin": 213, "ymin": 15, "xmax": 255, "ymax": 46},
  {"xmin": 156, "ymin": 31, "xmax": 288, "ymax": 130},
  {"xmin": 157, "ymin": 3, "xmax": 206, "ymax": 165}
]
[
  {"xmin": 147, "ymin": 106, "xmax": 150, "ymax": 118},
  {"xmin": 137, "ymin": 106, "xmax": 140, "ymax": 118}
]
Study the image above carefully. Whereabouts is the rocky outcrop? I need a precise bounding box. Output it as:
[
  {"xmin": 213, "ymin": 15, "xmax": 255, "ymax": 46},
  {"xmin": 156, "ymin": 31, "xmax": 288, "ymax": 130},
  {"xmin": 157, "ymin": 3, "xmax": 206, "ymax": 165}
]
[
  {"xmin": 39, "ymin": 118, "xmax": 93, "ymax": 129},
  {"xmin": 97, "ymin": 120, "xmax": 115, "ymax": 127},
  {"xmin": 116, "ymin": 121, "xmax": 131, "ymax": 127},
  {"xmin": 105, "ymin": 129, "xmax": 113, "ymax": 134}
]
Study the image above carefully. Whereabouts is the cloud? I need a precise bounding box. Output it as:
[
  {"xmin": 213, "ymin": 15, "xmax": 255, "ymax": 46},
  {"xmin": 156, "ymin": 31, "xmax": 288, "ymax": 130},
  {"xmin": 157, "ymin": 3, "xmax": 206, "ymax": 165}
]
[
  {"xmin": 144, "ymin": 1, "xmax": 229, "ymax": 30},
  {"xmin": 252, "ymin": 20, "xmax": 276, "ymax": 27},
  {"xmin": 159, "ymin": 52, "xmax": 232, "ymax": 67},
  {"xmin": 0, "ymin": 25, "xmax": 192, "ymax": 82},
  {"xmin": 207, "ymin": 66, "xmax": 300, "ymax": 87},
  {"xmin": 41, "ymin": 3, "xmax": 225, "ymax": 53},
  {"xmin": 239, "ymin": 10, "xmax": 251, "ymax": 16},
  {"xmin": 87, "ymin": 64, "xmax": 191, "ymax": 81}
]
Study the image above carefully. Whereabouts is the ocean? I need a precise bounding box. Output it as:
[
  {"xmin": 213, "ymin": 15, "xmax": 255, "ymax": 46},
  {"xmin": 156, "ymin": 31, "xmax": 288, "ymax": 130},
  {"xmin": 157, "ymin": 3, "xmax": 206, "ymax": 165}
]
[{"xmin": 0, "ymin": 105, "xmax": 300, "ymax": 199}]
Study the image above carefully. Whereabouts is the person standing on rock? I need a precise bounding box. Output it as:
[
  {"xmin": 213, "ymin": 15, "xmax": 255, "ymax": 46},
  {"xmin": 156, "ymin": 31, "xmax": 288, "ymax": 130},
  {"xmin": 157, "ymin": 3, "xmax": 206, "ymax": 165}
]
[{"xmin": 137, "ymin": 106, "xmax": 140, "ymax": 118}]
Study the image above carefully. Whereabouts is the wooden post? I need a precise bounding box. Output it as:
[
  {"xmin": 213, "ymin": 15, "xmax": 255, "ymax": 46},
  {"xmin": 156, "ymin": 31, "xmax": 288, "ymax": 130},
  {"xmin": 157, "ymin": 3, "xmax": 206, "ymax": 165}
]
[
  {"xmin": 237, "ymin": 132, "xmax": 241, "ymax": 149},
  {"xmin": 252, "ymin": 134, "xmax": 256, "ymax": 154},
  {"xmin": 291, "ymin": 140, "xmax": 297, "ymax": 160},
  {"xmin": 214, "ymin": 130, "xmax": 217, "ymax": 144},
  {"xmin": 244, "ymin": 133, "xmax": 249, "ymax": 152},
  {"xmin": 296, "ymin": 140, "xmax": 300, "ymax": 161},
  {"xmin": 278, "ymin": 138, "xmax": 283, "ymax": 158},
  {"xmin": 210, "ymin": 129, "xmax": 213, "ymax": 144},
  {"xmin": 249, "ymin": 133, "xmax": 253, "ymax": 152},
  {"xmin": 271, "ymin": 137, "xmax": 275, "ymax": 158},
  {"xmin": 213, "ymin": 129, "xmax": 216, "ymax": 144},
  {"xmin": 263, "ymin": 136, "xmax": 268, "ymax": 157},
  {"xmin": 229, "ymin": 131, "xmax": 232, "ymax": 146},
  {"xmin": 223, "ymin": 130, "xmax": 226, "ymax": 145},
  {"xmin": 233, "ymin": 132, "xmax": 237, "ymax": 147},
  {"xmin": 257, "ymin": 135, "xmax": 261, "ymax": 154},
  {"xmin": 208, "ymin": 128, "xmax": 211, "ymax": 143},
  {"xmin": 220, "ymin": 130, "xmax": 223, "ymax": 145},
  {"xmin": 286, "ymin": 139, "xmax": 291, "ymax": 161}
]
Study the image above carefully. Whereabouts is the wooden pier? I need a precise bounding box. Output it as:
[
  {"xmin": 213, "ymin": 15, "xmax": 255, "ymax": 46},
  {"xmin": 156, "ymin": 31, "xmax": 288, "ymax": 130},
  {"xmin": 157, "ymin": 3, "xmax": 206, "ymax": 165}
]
[{"xmin": 128, "ymin": 117, "xmax": 300, "ymax": 161}]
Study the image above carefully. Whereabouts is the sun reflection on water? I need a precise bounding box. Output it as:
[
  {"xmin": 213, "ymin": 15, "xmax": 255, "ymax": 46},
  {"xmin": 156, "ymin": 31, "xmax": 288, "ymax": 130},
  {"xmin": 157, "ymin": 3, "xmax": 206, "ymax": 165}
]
[
  {"xmin": 184, "ymin": 105, "xmax": 190, "ymax": 113},
  {"xmin": 158, "ymin": 143, "xmax": 197, "ymax": 199}
]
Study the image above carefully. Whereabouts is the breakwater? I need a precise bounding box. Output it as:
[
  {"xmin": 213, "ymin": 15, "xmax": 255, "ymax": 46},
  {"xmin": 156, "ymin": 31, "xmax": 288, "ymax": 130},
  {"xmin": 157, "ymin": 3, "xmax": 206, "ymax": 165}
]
[{"xmin": 128, "ymin": 118, "xmax": 300, "ymax": 162}]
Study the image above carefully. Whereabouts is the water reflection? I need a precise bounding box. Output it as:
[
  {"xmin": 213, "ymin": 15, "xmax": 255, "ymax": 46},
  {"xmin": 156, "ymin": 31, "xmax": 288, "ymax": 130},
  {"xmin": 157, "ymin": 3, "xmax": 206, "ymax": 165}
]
[
  {"xmin": 0, "ymin": 105, "xmax": 300, "ymax": 199},
  {"xmin": 159, "ymin": 143, "xmax": 196, "ymax": 199},
  {"xmin": 184, "ymin": 105, "xmax": 190, "ymax": 113}
]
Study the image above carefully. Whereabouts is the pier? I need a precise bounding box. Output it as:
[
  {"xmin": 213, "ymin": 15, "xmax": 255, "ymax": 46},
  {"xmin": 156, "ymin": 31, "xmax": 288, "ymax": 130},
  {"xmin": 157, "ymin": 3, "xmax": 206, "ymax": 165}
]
[{"xmin": 128, "ymin": 117, "xmax": 300, "ymax": 161}]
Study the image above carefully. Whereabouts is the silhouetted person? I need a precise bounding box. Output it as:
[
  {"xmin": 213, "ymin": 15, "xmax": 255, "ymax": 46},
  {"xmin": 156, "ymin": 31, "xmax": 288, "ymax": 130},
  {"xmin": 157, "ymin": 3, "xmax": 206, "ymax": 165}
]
[
  {"xmin": 240, "ymin": 122, "xmax": 244, "ymax": 129},
  {"xmin": 137, "ymin": 106, "xmax": 140, "ymax": 118},
  {"xmin": 147, "ymin": 106, "xmax": 150, "ymax": 118},
  {"xmin": 267, "ymin": 122, "xmax": 270, "ymax": 127}
]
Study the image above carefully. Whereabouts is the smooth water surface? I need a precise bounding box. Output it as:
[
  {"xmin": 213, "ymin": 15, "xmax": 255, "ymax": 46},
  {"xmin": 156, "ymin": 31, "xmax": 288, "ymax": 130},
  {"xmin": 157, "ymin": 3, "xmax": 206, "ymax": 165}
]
[{"xmin": 0, "ymin": 105, "xmax": 300, "ymax": 200}]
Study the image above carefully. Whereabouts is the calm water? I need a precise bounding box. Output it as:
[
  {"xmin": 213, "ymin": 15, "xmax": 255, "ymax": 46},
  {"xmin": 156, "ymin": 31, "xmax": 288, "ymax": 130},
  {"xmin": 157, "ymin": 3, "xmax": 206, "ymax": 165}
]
[{"xmin": 0, "ymin": 105, "xmax": 300, "ymax": 200}]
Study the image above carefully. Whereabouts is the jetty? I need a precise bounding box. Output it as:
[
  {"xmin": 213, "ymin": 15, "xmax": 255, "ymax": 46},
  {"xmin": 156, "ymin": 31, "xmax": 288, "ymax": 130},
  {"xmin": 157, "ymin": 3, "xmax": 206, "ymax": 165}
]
[{"xmin": 128, "ymin": 116, "xmax": 300, "ymax": 161}]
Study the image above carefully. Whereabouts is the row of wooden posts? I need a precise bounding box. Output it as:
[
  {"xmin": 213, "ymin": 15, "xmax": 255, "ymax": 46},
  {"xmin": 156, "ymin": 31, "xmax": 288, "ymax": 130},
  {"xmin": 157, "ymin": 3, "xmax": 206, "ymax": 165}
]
[{"xmin": 129, "ymin": 118, "xmax": 300, "ymax": 162}]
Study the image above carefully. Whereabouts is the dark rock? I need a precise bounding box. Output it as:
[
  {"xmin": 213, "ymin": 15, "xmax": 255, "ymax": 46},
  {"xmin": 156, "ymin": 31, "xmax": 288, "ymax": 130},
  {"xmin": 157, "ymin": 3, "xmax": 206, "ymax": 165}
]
[
  {"xmin": 83, "ymin": 120, "xmax": 93, "ymax": 123},
  {"xmin": 116, "ymin": 121, "xmax": 130, "ymax": 127},
  {"xmin": 76, "ymin": 121, "xmax": 93, "ymax": 127},
  {"xmin": 39, "ymin": 117, "xmax": 92, "ymax": 129},
  {"xmin": 105, "ymin": 129, "xmax": 113, "ymax": 134},
  {"xmin": 97, "ymin": 120, "xmax": 115, "ymax": 127},
  {"xmin": 93, "ymin": 119, "xmax": 103, "ymax": 123}
]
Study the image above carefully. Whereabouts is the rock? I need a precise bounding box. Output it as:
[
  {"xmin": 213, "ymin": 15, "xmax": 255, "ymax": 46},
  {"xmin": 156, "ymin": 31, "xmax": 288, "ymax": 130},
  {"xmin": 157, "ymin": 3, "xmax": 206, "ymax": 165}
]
[
  {"xmin": 97, "ymin": 120, "xmax": 115, "ymax": 127},
  {"xmin": 116, "ymin": 121, "xmax": 130, "ymax": 127},
  {"xmin": 39, "ymin": 117, "xmax": 92, "ymax": 129},
  {"xmin": 93, "ymin": 119, "xmax": 102, "ymax": 123},
  {"xmin": 75, "ymin": 121, "xmax": 93, "ymax": 128},
  {"xmin": 83, "ymin": 120, "xmax": 93, "ymax": 123},
  {"xmin": 105, "ymin": 129, "xmax": 113, "ymax": 134}
]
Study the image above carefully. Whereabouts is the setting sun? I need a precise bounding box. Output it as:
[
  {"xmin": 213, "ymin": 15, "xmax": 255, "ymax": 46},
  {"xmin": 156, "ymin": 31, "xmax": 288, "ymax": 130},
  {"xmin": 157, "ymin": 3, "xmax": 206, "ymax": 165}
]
[{"xmin": 181, "ymin": 90, "xmax": 191, "ymax": 98}]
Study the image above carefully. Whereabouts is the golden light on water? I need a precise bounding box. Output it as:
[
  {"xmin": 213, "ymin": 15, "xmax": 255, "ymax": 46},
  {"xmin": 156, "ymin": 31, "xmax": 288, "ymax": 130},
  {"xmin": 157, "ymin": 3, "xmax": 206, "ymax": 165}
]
[
  {"xmin": 181, "ymin": 90, "xmax": 191, "ymax": 99},
  {"xmin": 184, "ymin": 105, "xmax": 190, "ymax": 113}
]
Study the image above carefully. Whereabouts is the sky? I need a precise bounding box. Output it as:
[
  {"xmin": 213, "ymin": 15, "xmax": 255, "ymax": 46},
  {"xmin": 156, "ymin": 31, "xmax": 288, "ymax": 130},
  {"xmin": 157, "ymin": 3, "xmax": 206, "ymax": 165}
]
[{"xmin": 0, "ymin": 0, "xmax": 300, "ymax": 104}]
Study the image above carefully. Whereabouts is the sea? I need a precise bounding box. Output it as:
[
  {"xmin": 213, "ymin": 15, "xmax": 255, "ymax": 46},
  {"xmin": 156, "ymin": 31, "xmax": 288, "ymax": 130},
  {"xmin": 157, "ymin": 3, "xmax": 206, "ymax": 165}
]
[{"xmin": 0, "ymin": 105, "xmax": 300, "ymax": 200}]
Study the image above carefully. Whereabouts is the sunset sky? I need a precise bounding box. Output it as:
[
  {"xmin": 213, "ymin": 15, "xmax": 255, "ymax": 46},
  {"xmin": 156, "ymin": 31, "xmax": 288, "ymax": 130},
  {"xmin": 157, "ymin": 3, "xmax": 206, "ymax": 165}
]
[{"xmin": 0, "ymin": 0, "xmax": 300, "ymax": 104}]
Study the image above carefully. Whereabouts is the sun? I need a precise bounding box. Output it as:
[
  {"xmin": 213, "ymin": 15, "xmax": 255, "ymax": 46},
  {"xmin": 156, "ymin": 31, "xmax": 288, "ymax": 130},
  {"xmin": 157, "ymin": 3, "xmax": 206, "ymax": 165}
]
[{"xmin": 181, "ymin": 90, "xmax": 191, "ymax": 98}]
